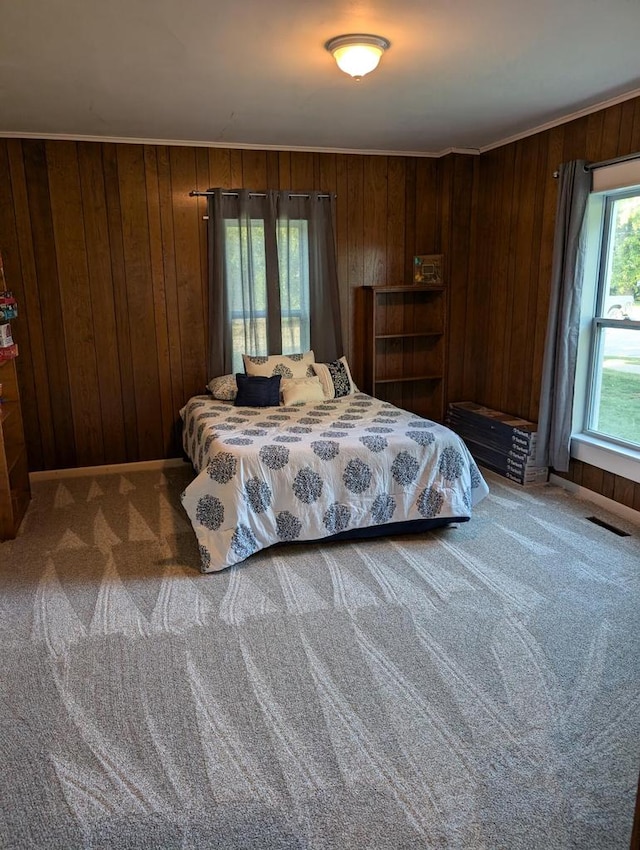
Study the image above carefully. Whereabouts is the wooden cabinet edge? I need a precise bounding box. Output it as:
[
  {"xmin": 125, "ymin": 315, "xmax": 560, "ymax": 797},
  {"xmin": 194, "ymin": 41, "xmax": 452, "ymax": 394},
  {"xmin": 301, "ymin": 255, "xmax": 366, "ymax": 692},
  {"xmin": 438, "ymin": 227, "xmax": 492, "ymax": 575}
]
[{"xmin": 0, "ymin": 358, "xmax": 31, "ymax": 540}]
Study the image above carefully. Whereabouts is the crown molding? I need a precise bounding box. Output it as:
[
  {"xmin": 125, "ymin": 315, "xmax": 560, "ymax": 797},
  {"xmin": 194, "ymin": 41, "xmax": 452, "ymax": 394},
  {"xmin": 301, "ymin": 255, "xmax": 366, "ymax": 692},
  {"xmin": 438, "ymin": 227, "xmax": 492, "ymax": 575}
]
[
  {"xmin": 1, "ymin": 86, "xmax": 637, "ymax": 158},
  {"xmin": 0, "ymin": 131, "xmax": 480, "ymax": 159},
  {"xmin": 437, "ymin": 146, "xmax": 481, "ymax": 157},
  {"xmin": 479, "ymin": 86, "xmax": 640, "ymax": 153}
]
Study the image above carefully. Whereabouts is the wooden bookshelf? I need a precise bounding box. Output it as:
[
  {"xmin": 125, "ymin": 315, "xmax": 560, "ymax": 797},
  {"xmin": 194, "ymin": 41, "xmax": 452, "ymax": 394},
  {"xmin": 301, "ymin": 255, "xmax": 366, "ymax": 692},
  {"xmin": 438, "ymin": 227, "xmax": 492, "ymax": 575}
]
[
  {"xmin": 0, "ymin": 357, "xmax": 31, "ymax": 539},
  {"xmin": 361, "ymin": 284, "xmax": 447, "ymax": 421}
]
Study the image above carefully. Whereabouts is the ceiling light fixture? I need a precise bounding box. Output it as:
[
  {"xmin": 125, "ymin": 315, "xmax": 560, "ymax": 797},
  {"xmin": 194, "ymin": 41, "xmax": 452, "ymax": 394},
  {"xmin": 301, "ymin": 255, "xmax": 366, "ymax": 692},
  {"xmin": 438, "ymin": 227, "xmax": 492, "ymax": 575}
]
[{"xmin": 325, "ymin": 34, "xmax": 390, "ymax": 80}]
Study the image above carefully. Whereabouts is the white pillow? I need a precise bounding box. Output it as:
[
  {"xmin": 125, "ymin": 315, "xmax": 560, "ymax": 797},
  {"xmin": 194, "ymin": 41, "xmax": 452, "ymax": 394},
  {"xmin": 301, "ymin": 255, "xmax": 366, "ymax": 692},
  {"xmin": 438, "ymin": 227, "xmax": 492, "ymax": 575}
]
[
  {"xmin": 281, "ymin": 376, "xmax": 325, "ymax": 406},
  {"xmin": 207, "ymin": 374, "xmax": 237, "ymax": 401},
  {"xmin": 312, "ymin": 357, "xmax": 358, "ymax": 399},
  {"xmin": 243, "ymin": 350, "xmax": 315, "ymax": 380}
]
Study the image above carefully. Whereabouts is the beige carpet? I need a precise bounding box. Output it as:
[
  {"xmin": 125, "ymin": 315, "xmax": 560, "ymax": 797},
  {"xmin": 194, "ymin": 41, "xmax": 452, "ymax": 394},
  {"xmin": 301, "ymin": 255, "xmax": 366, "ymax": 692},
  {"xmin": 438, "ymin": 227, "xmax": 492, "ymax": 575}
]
[{"xmin": 0, "ymin": 465, "xmax": 638, "ymax": 849}]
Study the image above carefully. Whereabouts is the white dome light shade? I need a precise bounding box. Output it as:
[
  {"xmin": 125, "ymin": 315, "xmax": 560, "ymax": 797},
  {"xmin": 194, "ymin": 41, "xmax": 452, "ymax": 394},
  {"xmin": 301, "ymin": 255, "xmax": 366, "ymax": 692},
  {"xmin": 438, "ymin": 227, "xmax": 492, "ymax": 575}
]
[{"xmin": 325, "ymin": 34, "xmax": 390, "ymax": 79}]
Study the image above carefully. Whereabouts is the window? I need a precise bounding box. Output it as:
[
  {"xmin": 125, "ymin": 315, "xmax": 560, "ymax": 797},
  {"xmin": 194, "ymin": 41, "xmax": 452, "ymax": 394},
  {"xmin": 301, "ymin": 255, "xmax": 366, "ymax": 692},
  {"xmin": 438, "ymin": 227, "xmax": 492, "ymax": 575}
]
[
  {"xmin": 224, "ymin": 218, "xmax": 268, "ymax": 370},
  {"xmin": 277, "ymin": 218, "xmax": 310, "ymax": 356},
  {"xmin": 223, "ymin": 216, "xmax": 310, "ymax": 374},
  {"xmin": 583, "ymin": 190, "xmax": 640, "ymax": 450},
  {"xmin": 208, "ymin": 189, "xmax": 342, "ymax": 383}
]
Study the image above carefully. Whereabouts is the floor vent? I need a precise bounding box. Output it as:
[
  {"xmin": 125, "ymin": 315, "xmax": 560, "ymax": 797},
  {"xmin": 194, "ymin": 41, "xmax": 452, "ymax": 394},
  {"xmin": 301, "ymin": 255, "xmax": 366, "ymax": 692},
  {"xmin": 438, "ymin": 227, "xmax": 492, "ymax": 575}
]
[{"xmin": 586, "ymin": 516, "xmax": 631, "ymax": 537}]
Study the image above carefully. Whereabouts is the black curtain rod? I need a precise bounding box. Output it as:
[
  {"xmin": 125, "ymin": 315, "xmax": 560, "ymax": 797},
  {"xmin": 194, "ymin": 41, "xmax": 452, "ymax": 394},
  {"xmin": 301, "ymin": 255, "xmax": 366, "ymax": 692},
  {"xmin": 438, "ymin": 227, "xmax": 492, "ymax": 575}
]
[
  {"xmin": 189, "ymin": 190, "xmax": 334, "ymax": 199},
  {"xmin": 552, "ymin": 150, "xmax": 640, "ymax": 178}
]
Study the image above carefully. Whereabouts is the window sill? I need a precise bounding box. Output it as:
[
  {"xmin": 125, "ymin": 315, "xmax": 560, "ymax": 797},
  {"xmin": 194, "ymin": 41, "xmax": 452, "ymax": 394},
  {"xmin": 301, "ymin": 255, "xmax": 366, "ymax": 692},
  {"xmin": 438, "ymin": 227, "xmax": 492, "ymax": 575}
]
[{"xmin": 571, "ymin": 433, "xmax": 640, "ymax": 484}]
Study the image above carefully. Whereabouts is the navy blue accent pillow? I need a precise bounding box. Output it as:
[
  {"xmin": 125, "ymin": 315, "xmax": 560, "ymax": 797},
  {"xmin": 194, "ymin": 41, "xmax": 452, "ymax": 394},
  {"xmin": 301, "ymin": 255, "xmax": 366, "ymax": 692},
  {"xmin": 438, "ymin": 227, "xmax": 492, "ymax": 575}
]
[{"xmin": 235, "ymin": 373, "xmax": 281, "ymax": 407}]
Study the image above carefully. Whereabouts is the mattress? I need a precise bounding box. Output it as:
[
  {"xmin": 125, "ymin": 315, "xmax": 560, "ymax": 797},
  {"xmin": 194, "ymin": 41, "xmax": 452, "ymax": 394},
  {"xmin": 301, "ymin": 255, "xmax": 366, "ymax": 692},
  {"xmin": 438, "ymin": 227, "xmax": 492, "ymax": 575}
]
[{"xmin": 180, "ymin": 393, "xmax": 489, "ymax": 572}]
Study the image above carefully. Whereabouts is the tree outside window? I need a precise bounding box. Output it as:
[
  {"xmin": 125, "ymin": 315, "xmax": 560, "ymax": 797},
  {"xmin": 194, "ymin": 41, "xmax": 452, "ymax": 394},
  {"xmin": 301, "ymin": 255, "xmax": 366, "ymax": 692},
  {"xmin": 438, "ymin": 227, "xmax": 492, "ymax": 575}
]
[{"xmin": 587, "ymin": 192, "xmax": 640, "ymax": 448}]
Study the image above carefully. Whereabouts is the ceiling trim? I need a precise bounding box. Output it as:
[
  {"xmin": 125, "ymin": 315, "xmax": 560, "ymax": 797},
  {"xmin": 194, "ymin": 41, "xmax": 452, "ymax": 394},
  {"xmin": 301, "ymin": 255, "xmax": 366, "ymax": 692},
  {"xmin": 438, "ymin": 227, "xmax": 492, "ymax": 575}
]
[
  {"xmin": 0, "ymin": 130, "xmax": 479, "ymax": 158},
  {"xmin": 479, "ymin": 86, "xmax": 640, "ymax": 153},
  {"xmin": 1, "ymin": 86, "xmax": 637, "ymax": 158}
]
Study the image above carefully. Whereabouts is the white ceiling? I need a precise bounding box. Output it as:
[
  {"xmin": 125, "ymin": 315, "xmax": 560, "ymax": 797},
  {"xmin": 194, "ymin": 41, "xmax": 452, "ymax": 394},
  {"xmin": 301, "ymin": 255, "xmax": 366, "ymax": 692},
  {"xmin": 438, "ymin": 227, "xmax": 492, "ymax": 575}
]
[{"xmin": 2, "ymin": 0, "xmax": 640, "ymax": 155}]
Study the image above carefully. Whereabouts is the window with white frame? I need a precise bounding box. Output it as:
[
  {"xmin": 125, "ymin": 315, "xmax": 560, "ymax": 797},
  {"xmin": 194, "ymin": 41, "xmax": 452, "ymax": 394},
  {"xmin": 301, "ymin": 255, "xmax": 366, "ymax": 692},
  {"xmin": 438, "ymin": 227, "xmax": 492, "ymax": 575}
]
[
  {"xmin": 580, "ymin": 186, "xmax": 640, "ymax": 451},
  {"xmin": 224, "ymin": 218, "xmax": 268, "ymax": 371},
  {"xmin": 223, "ymin": 217, "xmax": 310, "ymax": 373},
  {"xmin": 276, "ymin": 218, "xmax": 310, "ymax": 356}
]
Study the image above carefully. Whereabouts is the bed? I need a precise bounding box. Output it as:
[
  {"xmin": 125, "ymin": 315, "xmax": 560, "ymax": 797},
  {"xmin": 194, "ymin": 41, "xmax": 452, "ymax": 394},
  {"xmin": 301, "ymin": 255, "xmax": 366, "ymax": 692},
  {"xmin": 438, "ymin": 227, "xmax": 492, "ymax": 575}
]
[{"xmin": 180, "ymin": 390, "xmax": 489, "ymax": 573}]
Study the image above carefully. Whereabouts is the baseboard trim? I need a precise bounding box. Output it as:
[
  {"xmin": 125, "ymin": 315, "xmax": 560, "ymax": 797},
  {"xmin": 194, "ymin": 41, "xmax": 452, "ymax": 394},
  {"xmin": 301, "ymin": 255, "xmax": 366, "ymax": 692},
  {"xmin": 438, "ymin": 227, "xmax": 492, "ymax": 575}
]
[
  {"xmin": 549, "ymin": 474, "xmax": 640, "ymax": 526},
  {"xmin": 29, "ymin": 457, "xmax": 190, "ymax": 482}
]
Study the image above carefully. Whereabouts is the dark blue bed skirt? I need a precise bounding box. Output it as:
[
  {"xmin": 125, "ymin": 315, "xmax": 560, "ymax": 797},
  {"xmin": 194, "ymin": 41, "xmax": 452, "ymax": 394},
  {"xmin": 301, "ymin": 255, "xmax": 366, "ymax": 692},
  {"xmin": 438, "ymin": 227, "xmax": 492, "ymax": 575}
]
[{"xmin": 316, "ymin": 515, "xmax": 469, "ymax": 544}]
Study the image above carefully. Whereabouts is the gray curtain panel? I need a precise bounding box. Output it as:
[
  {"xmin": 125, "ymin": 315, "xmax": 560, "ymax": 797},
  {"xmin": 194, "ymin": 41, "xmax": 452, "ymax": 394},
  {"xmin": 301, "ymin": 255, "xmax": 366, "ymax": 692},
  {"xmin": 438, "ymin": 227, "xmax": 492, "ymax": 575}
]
[
  {"xmin": 207, "ymin": 190, "xmax": 280, "ymax": 378},
  {"xmin": 207, "ymin": 189, "xmax": 343, "ymax": 379},
  {"xmin": 279, "ymin": 192, "xmax": 344, "ymax": 363},
  {"xmin": 536, "ymin": 160, "xmax": 591, "ymax": 472}
]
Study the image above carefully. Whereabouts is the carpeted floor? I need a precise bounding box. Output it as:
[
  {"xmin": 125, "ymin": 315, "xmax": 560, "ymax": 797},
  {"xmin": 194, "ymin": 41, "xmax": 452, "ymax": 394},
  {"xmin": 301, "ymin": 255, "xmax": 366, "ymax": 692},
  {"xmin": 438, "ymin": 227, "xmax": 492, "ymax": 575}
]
[{"xmin": 0, "ymin": 465, "xmax": 638, "ymax": 849}]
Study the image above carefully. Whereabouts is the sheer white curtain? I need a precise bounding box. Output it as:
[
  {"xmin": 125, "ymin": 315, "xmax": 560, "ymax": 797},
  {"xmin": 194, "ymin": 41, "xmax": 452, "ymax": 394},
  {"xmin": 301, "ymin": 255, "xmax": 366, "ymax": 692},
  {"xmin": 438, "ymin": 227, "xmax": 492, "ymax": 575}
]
[{"xmin": 207, "ymin": 189, "xmax": 343, "ymax": 379}]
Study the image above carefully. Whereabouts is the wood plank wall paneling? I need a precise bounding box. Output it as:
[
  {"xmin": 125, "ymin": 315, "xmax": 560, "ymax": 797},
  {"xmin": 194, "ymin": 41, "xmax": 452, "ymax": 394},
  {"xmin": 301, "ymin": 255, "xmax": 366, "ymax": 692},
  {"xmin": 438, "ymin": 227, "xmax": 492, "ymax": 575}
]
[
  {"xmin": 116, "ymin": 143, "xmax": 164, "ymax": 462},
  {"xmin": 46, "ymin": 140, "xmax": 105, "ymax": 467},
  {"xmin": 0, "ymin": 140, "xmax": 453, "ymax": 469},
  {"xmin": 441, "ymin": 153, "xmax": 477, "ymax": 405},
  {"xmin": 21, "ymin": 140, "xmax": 77, "ymax": 469},
  {"xmin": 103, "ymin": 142, "xmax": 139, "ymax": 461},
  {"xmin": 471, "ymin": 100, "xmax": 640, "ymax": 422},
  {"xmin": 144, "ymin": 145, "xmax": 175, "ymax": 458},
  {"xmin": 553, "ymin": 460, "xmax": 640, "ymax": 514},
  {"xmin": 78, "ymin": 142, "xmax": 127, "ymax": 464},
  {"xmin": 0, "ymin": 94, "xmax": 638, "ymax": 513},
  {"xmin": 157, "ymin": 146, "xmax": 185, "ymax": 431},
  {"xmin": 469, "ymin": 94, "xmax": 640, "ymax": 510},
  {"xmin": 386, "ymin": 157, "xmax": 406, "ymax": 284}
]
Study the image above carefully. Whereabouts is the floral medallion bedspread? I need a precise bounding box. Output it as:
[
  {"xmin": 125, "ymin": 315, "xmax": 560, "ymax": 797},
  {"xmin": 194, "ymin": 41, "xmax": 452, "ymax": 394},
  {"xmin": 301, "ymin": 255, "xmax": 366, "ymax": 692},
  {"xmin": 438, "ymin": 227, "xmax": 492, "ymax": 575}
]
[{"xmin": 180, "ymin": 393, "xmax": 489, "ymax": 572}]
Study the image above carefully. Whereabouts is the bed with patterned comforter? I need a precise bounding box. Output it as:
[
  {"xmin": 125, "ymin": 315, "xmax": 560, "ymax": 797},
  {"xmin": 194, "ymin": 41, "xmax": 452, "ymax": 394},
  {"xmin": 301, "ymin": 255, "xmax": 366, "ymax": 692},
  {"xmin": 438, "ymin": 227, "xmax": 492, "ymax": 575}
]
[{"xmin": 180, "ymin": 392, "xmax": 489, "ymax": 572}]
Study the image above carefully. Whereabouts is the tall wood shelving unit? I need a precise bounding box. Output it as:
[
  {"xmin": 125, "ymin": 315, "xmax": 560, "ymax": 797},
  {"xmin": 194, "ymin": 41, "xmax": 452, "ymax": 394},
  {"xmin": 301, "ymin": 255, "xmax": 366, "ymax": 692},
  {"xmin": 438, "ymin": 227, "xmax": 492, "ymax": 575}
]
[
  {"xmin": 361, "ymin": 284, "xmax": 447, "ymax": 421},
  {"xmin": 0, "ymin": 357, "xmax": 31, "ymax": 539}
]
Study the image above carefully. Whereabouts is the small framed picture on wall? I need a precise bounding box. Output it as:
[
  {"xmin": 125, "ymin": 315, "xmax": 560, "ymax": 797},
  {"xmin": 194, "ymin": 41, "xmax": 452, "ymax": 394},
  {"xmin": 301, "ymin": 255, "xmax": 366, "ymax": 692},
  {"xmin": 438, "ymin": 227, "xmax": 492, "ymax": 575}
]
[{"xmin": 413, "ymin": 254, "xmax": 443, "ymax": 287}]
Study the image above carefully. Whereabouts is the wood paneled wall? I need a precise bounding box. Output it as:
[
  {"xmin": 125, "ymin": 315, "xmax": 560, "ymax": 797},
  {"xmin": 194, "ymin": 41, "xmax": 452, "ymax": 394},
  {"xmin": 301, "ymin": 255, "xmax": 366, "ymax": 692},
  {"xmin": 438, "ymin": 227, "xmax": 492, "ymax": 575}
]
[
  {"xmin": 1, "ymin": 94, "xmax": 638, "ymax": 513},
  {"xmin": 468, "ymin": 95, "xmax": 640, "ymax": 508},
  {"xmin": 553, "ymin": 459, "xmax": 640, "ymax": 513},
  {"xmin": 0, "ymin": 139, "xmax": 464, "ymax": 470}
]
